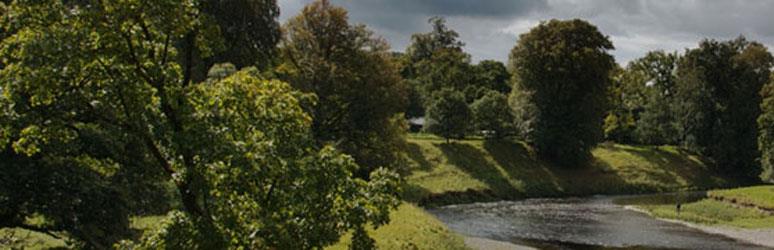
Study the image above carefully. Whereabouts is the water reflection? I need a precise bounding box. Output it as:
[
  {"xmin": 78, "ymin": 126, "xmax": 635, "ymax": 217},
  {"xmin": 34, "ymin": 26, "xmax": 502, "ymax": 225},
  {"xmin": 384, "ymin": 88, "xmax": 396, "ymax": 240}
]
[{"xmin": 430, "ymin": 195, "xmax": 770, "ymax": 250}]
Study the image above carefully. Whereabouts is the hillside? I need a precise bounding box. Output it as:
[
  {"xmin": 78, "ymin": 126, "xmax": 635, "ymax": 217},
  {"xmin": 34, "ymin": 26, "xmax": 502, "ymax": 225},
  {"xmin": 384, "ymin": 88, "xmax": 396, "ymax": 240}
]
[{"xmin": 404, "ymin": 135, "xmax": 741, "ymax": 206}]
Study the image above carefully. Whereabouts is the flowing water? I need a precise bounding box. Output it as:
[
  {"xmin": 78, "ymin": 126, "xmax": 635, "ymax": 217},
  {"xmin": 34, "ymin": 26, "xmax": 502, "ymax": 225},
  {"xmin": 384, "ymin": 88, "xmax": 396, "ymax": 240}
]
[{"xmin": 429, "ymin": 194, "xmax": 772, "ymax": 249}]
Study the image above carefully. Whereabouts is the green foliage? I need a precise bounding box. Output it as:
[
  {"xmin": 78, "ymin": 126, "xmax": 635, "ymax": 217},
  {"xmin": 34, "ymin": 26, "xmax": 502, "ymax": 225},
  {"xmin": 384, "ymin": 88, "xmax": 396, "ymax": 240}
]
[
  {"xmin": 1, "ymin": 1, "xmax": 399, "ymax": 248},
  {"xmin": 425, "ymin": 89, "xmax": 471, "ymax": 142},
  {"xmin": 472, "ymin": 60, "xmax": 511, "ymax": 95},
  {"xmin": 405, "ymin": 16, "xmax": 464, "ymax": 72},
  {"xmin": 509, "ymin": 19, "xmax": 615, "ymax": 167},
  {"xmin": 632, "ymin": 51, "xmax": 680, "ymax": 145},
  {"xmin": 200, "ymin": 0, "xmax": 281, "ymax": 69},
  {"xmin": 280, "ymin": 0, "xmax": 408, "ymax": 178},
  {"xmin": 605, "ymin": 51, "xmax": 680, "ymax": 144},
  {"xmin": 402, "ymin": 17, "xmax": 472, "ymax": 118},
  {"xmin": 415, "ymin": 48, "xmax": 473, "ymax": 98},
  {"xmin": 759, "ymin": 75, "xmax": 774, "ymax": 183},
  {"xmin": 674, "ymin": 37, "xmax": 773, "ymax": 180},
  {"xmin": 470, "ymin": 91, "xmax": 514, "ymax": 139},
  {"xmin": 123, "ymin": 72, "xmax": 401, "ymax": 249}
]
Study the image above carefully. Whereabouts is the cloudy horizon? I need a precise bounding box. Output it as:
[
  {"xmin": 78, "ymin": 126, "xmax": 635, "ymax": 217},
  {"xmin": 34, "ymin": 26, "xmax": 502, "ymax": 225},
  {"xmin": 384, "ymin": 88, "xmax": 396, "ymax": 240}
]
[{"xmin": 278, "ymin": 0, "xmax": 774, "ymax": 65}]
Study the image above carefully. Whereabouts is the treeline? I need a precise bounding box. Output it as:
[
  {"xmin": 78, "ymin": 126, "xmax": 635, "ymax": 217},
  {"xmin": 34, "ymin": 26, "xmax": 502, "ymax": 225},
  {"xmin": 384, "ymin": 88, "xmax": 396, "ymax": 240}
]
[
  {"xmin": 0, "ymin": 0, "xmax": 773, "ymax": 249},
  {"xmin": 404, "ymin": 18, "xmax": 774, "ymax": 183}
]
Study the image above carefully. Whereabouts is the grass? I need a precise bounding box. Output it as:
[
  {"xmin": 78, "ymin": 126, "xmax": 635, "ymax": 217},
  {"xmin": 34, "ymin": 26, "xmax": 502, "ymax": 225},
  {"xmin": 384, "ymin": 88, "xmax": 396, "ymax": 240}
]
[
  {"xmin": 326, "ymin": 203, "xmax": 468, "ymax": 250},
  {"xmin": 621, "ymin": 186, "xmax": 774, "ymax": 229},
  {"xmin": 638, "ymin": 199, "xmax": 774, "ymax": 228},
  {"xmin": 3, "ymin": 205, "xmax": 468, "ymax": 250},
  {"xmin": 708, "ymin": 185, "xmax": 774, "ymax": 210},
  {"xmin": 404, "ymin": 134, "xmax": 738, "ymax": 205}
]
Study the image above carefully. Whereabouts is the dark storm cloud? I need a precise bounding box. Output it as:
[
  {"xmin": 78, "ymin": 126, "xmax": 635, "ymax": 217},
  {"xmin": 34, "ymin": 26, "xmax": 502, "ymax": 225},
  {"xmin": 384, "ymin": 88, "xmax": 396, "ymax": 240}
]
[{"xmin": 279, "ymin": 0, "xmax": 774, "ymax": 64}]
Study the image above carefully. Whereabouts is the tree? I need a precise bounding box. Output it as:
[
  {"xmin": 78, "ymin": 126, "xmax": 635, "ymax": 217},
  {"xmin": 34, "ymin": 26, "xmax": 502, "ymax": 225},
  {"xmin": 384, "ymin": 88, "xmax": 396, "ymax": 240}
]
[
  {"xmin": 602, "ymin": 65, "xmax": 636, "ymax": 143},
  {"xmin": 759, "ymin": 74, "xmax": 774, "ymax": 183},
  {"xmin": 675, "ymin": 37, "xmax": 772, "ymax": 180},
  {"xmin": 403, "ymin": 17, "xmax": 470, "ymax": 116},
  {"xmin": 632, "ymin": 51, "xmax": 680, "ymax": 145},
  {"xmin": 415, "ymin": 48, "xmax": 473, "ymax": 97},
  {"xmin": 509, "ymin": 19, "xmax": 615, "ymax": 167},
  {"xmin": 425, "ymin": 89, "xmax": 471, "ymax": 143},
  {"xmin": 405, "ymin": 16, "xmax": 464, "ymax": 72},
  {"xmin": 279, "ymin": 0, "xmax": 408, "ymax": 178},
  {"xmin": 473, "ymin": 60, "xmax": 511, "ymax": 94},
  {"xmin": 200, "ymin": 0, "xmax": 281, "ymax": 69},
  {"xmin": 0, "ymin": 1, "xmax": 398, "ymax": 248},
  {"xmin": 471, "ymin": 91, "xmax": 514, "ymax": 139},
  {"xmin": 604, "ymin": 51, "xmax": 680, "ymax": 145}
]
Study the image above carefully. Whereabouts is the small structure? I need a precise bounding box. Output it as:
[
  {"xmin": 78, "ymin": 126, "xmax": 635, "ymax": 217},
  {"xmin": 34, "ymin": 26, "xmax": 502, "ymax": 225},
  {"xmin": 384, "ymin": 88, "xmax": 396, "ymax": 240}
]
[{"xmin": 408, "ymin": 117, "xmax": 425, "ymax": 133}]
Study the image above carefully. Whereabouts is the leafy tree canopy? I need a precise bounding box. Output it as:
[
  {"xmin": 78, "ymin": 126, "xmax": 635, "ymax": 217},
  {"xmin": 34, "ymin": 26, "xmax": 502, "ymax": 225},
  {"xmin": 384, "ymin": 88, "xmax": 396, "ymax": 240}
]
[
  {"xmin": 425, "ymin": 89, "xmax": 471, "ymax": 143},
  {"xmin": 279, "ymin": 0, "xmax": 408, "ymax": 178},
  {"xmin": 675, "ymin": 37, "xmax": 773, "ymax": 180},
  {"xmin": 509, "ymin": 19, "xmax": 615, "ymax": 167},
  {"xmin": 0, "ymin": 0, "xmax": 398, "ymax": 248}
]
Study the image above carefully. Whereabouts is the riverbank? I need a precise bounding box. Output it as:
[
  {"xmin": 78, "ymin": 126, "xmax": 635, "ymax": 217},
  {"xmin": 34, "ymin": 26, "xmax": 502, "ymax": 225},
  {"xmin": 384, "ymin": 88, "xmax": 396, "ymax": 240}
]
[
  {"xmin": 403, "ymin": 135, "xmax": 744, "ymax": 206},
  {"xmin": 621, "ymin": 185, "xmax": 774, "ymax": 247},
  {"xmin": 624, "ymin": 204, "xmax": 774, "ymax": 248}
]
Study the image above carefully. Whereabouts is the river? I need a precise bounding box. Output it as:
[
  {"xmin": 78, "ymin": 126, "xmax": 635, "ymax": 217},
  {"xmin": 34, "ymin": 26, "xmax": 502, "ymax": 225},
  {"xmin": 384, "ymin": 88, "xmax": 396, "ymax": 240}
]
[{"xmin": 429, "ymin": 195, "xmax": 772, "ymax": 249}]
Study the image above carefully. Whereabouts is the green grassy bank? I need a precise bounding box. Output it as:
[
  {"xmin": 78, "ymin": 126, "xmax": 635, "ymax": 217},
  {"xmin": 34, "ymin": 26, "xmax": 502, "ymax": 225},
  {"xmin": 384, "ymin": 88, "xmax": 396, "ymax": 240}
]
[
  {"xmin": 404, "ymin": 134, "xmax": 741, "ymax": 206},
  {"xmin": 326, "ymin": 203, "xmax": 468, "ymax": 250},
  {"xmin": 623, "ymin": 185, "xmax": 774, "ymax": 229}
]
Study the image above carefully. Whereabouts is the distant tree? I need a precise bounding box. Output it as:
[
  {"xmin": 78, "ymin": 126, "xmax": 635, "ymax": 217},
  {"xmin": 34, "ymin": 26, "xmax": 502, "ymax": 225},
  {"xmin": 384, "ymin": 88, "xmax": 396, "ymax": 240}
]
[
  {"xmin": 603, "ymin": 65, "xmax": 639, "ymax": 143},
  {"xmin": 425, "ymin": 89, "xmax": 471, "ymax": 143},
  {"xmin": 473, "ymin": 60, "xmax": 512, "ymax": 94},
  {"xmin": 405, "ymin": 16, "xmax": 464, "ymax": 72},
  {"xmin": 415, "ymin": 48, "xmax": 473, "ymax": 96},
  {"xmin": 201, "ymin": 0, "xmax": 281, "ymax": 69},
  {"xmin": 509, "ymin": 19, "xmax": 615, "ymax": 167},
  {"xmin": 403, "ymin": 17, "xmax": 470, "ymax": 117},
  {"xmin": 0, "ymin": 1, "xmax": 399, "ymax": 248},
  {"xmin": 632, "ymin": 51, "xmax": 680, "ymax": 145},
  {"xmin": 280, "ymin": 0, "xmax": 408, "ymax": 178},
  {"xmin": 471, "ymin": 91, "xmax": 514, "ymax": 139},
  {"xmin": 605, "ymin": 51, "xmax": 680, "ymax": 144},
  {"xmin": 759, "ymin": 74, "xmax": 774, "ymax": 183},
  {"xmin": 675, "ymin": 37, "xmax": 773, "ymax": 180}
]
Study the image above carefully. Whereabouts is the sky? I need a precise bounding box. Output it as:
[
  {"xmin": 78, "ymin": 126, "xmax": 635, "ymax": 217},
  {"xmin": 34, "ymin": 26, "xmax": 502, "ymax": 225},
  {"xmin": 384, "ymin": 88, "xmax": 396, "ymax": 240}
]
[{"xmin": 278, "ymin": 0, "xmax": 774, "ymax": 65}]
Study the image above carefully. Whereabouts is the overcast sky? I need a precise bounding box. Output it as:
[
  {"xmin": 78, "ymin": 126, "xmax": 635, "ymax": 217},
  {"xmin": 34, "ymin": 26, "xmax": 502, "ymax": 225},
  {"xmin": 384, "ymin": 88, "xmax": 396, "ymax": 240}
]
[{"xmin": 278, "ymin": 0, "xmax": 774, "ymax": 65}]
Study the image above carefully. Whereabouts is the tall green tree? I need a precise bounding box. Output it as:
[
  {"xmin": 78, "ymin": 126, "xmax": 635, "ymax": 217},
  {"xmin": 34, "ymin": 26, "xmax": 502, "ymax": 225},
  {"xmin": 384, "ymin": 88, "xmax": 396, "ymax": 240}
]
[
  {"xmin": 279, "ymin": 0, "xmax": 408, "ymax": 178},
  {"xmin": 675, "ymin": 37, "xmax": 772, "ymax": 180},
  {"xmin": 402, "ymin": 17, "xmax": 471, "ymax": 117},
  {"xmin": 758, "ymin": 73, "xmax": 774, "ymax": 183},
  {"xmin": 632, "ymin": 51, "xmax": 680, "ymax": 145},
  {"xmin": 604, "ymin": 51, "xmax": 680, "ymax": 144},
  {"xmin": 405, "ymin": 16, "xmax": 464, "ymax": 74},
  {"xmin": 471, "ymin": 91, "xmax": 514, "ymax": 139},
  {"xmin": 425, "ymin": 89, "xmax": 471, "ymax": 143},
  {"xmin": 0, "ymin": 1, "xmax": 398, "ymax": 248},
  {"xmin": 509, "ymin": 19, "xmax": 615, "ymax": 167}
]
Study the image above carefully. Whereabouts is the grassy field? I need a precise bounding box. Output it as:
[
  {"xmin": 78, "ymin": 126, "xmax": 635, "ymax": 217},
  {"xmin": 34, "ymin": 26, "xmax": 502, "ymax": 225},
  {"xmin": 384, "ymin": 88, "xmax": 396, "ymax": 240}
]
[
  {"xmin": 404, "ymin": 134, "xmax": 739, "ymax": 205},
  {"xmin": 708, "ymin": 185, "xmax": 774, "ymax": 210},
  {"xmin": 623, "ymin": 185, "xmax": 774, "ymax": 229},
  {"xmin": 326, "ymin": 203, "xmax": 468, "ymax": 250}
]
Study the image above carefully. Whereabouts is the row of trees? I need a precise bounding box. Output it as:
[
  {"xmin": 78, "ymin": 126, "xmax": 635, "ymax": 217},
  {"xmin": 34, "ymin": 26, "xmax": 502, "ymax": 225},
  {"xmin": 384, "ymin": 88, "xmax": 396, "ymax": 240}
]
[{"xmin": 407, "ymin": 18, "xmax": 774, "ymax": 182}]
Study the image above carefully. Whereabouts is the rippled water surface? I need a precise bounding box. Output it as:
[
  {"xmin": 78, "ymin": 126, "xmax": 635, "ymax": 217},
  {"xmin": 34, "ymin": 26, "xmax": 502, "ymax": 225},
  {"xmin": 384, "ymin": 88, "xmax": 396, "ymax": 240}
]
[{"xmin": 430, "ymin": 196, "xmax": 771, "ymax": 249}]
